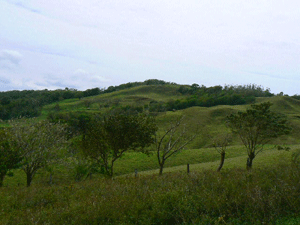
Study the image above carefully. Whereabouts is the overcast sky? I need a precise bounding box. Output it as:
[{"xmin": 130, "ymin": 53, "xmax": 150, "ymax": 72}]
[{"xmin": 1, "ymin": 0, "xmax": 300, "ymax": 95}]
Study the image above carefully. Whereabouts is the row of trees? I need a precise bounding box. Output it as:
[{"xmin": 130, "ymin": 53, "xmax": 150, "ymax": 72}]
[
  {"xmin": 172, "ymin": 84, "xmax": 273, "ymax": 110},
  {"xmin": 178, "ymin": 84, "xmax": 273, "ymax": 96},
  {"xmin": 0, "ymin": 102, "xmax": 291, "ymax": 187},
  {"xmin": 142, "ymin": 84, "xmax": 274, "ymax": 113}
]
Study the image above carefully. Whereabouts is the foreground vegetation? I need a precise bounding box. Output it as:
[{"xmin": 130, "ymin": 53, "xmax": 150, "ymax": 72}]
[{"xmin": 1, "ymin": 158, "xmax": 300, "ymax": 224}]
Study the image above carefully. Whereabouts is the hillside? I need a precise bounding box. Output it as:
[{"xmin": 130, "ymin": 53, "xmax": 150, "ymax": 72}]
[
  {"xmin": 2, "ymin": 82, "xmax": 300, "ymax": 174},
  {"xmin": 2, "ymin": 83, "xmax": 300, "ymax": 224},
  {"xmin": 0, "ymin": 80, "xmax": 273, "ymax": 120},
  {"xmin": 2, "ymin": 82, "xmax": 300, "ymax": 146},
  {"xmin": 39, "ymin": 86, "xmax": 300, "ymax": 147}
]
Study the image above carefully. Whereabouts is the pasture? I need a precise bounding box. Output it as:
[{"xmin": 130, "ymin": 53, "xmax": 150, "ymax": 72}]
[{"xmin": 1, "ymin": 84, "xmax": 300, "ymax": 224}]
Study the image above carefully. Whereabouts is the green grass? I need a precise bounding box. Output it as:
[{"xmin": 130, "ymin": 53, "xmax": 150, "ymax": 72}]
[
  {"xmin": 4, "ymin": 144, "xmax": 299, "ymax": 187},
  {"xmin": 121, "ymin": 145, "xmax": 298, "ymax": 177},
  {"xmin": 1, "ymin": 159, "xmax": 300, "ymax": 224},
  {"xmin": 3, "ymin": 90, "xmax": 300, "ymax": 186},
  {"xmin": 40, "ymin": 85, "xmax": 183, "ymax": 115},
  {"xmin": 2, "ymin": 86, "xmax": 300, "ymax": 223}
]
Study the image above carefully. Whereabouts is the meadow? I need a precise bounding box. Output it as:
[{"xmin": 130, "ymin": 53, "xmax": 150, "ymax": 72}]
[
  {"xmin": 1, "ymin": 83, "xmax": 300, "ymax": 224},
  {"xmin": 1, "ymin": 150, "xmax": 300, "ymax": 224}
]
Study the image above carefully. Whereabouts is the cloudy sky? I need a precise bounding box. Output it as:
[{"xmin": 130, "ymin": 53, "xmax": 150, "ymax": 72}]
[{"xmin": 1, "ymin": 0, "xmax": 300, "ymax": 95}]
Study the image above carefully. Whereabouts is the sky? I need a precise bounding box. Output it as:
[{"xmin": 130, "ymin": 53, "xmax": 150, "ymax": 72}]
[{"xmin": 0, "ymin": 0, "xmax": 300, "ymax": 95}]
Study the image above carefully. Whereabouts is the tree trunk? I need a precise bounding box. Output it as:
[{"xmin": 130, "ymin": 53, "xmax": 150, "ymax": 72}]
[
  {"xmin": 26, "ymin": 172, "xmax": 33, "ymax": 187},
  {"xmin": 49, "ymin": 173, "xmax": 53, "ymax": 185},
  {"xmin": 0, "ymin": 173, "xmax": 5, "ymax": 187},
  {"xmin": 109, "ymin": 161, "xmax": 114, "ymax": 177},
  {"xmin": 217, "ymin": 152, "xmax": 226, "ymax": 172},
  {"xmin": 159, "ymin": 163, "xmax": 164, "ymax": 175},
  {"xmin": 246, "ymin": 153, "xmax": 255, "ymax": 170}
]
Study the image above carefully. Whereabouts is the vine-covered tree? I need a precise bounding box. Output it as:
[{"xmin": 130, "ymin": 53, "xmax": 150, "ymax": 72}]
[
  {"xmin": 81, "ymin": 113, "xmax": 157, "ymax": 177},
  {"xmin": 227, "ymin": 102, "xmax": 291, "ymax": 170}
]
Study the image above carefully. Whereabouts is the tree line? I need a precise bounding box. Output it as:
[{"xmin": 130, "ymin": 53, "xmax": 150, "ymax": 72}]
[
  {"xmin": 125, "ymin": 84, "xmax": 275, "ymax": 113},
  {"xmin": 168, "ymin": 84, "xmax": 273, "ymax": 110},
  {"xmin": 0, "ymin": 88, "xmax": 100, "ymax": 120}
]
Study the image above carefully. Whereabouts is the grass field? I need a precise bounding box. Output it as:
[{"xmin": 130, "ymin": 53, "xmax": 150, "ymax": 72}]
[
  {"xmin": 1, "ymin": 150, "xmax": 300, "ymax": 224},
  {"xmin": 3, "ymin": 144, "xmax": 298, "ymax": 188},
  {"xmin": 2, "ymin": 86, "xmax": 300, "ymax": 224}
]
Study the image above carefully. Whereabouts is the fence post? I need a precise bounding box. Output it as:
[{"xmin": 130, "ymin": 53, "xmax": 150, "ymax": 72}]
[
  {"xmin": 187, "ymin": 164, "xmax": 190, "ymax": 174},
  {"xmin": 49, "ymin": 173, "xmax": 53, "ymax": 185},
  {"xmin": 135, "ymin": 169, "xmax": 138, "ymax": 178}
]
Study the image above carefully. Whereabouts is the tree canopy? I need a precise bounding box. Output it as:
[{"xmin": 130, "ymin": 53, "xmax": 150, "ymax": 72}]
[
  {"xmin": 9, "ymin": 120, "xmax": 67, "ymax": 186},
  {"xmin": 81, "ymin": 113, "xmax": 157, "ymax": 177},
  {"xmin": 227, "ymin": 102, "xmax": 291, "ymax": 169},
  {"xmin": 0, "ymin": 129, "xmax": 23, "ymax": 187}
]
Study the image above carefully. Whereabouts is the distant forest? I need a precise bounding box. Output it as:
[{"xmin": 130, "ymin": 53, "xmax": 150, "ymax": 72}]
[{"xmin": 0, "ymin": 79, "xmax": 296, "ymax": 120}]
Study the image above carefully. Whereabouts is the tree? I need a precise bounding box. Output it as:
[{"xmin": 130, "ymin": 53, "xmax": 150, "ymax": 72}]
[
  {"xmin": 227, "ymin": 102, "xmax": 290, "ymax": 170},
  {"xmin": 0, "ymin": 129, "xmax": 22, "ymax": 187},
  {"xmin": 81, "ymin": 113, "xmax": 157, "ymax": 177},
  {"xmin": 212, "ymin": 133, "xmax": 232, "ymax": 172},
  {"xmin": 10, "ymin": 120, "xmax": 67, "ymax": 186},
  {"xmin": 155, "ymin": 116, "xmax": 197, "ymax": 175}
]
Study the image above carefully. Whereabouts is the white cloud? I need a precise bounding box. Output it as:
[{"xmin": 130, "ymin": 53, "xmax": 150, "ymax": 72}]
[
  {"xmin": 73, "ymin": 69, "xmax": 110, "ymax": 82},
  {"xmin": 0, "ymin": 50, "xmax": 23, "ymax": 69},
  {"xmin": 72, "ymin": 69, "xmax": 110, "ymax": 87},
  {"xmin": 1, "ymin": 0, "xmax": 300, "ymax": 95},
  {"xmin": 73, "ymin": 69, "xmax": 89, "ymax": 76},
  {"xmin": 0, "ymin": 76, "xmax": 11, "ymax": 84}
]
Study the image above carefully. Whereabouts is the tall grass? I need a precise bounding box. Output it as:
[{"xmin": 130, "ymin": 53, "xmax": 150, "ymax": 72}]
[{"xmin": 1, "ymin": 159, "xmax": 300, "ymax": 224}]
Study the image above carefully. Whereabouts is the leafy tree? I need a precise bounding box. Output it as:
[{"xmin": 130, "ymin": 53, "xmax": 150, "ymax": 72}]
[
  {"xmin": 0, "ymin": 129, "xmax": 22, "ymax": 187},
  {"xmin": 144, "ymin": 79, "xmax": 169, "ymax": 85},
  {"xmin": 81, "ymin": 113, "xmax": 157, "ymax": 177},
  {"xmin": 0, "ymin": 96, "xmax": 11, "ymax": 105},
  {"xmin": 10, "ymin": 120, "xmax": 67, "ymax": 186},
  {"xmin": 155, "ymin": 116, "xmax": 197, "ymax": 175},
  {"xmin": 83, "ymin": 87, "xmax": 101, "ymax": 97},
  {"xmin": 227, "ymin": 102, "xmax": 291, "ymax": 170}
]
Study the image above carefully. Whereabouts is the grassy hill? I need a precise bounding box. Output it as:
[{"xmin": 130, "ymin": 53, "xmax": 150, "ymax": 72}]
[
  {"xmin": 2, "ymin": 84, "xmax": 300, "ymax": 224},
  {"xmin": 40, "ymin": 84, "xmax": 183, "ymax": 116},
  {"xmin": 2, "ymin": 84, "xmax": 300, "ymax": 150},
  {"xmin": 3, "ymin": 85, "xmax": 300, "ymax": 179},
  {"xmin": 35, "ymin": 85, "xmax": 300, "ymax": 141}
]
